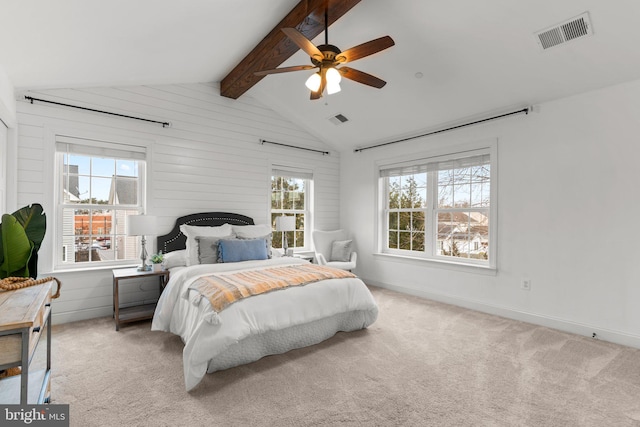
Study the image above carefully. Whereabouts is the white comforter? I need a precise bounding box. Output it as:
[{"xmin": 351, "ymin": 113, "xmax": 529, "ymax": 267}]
[{"xmin": 151, "ymin": 257, "xmax": 378, "ymax": 390}]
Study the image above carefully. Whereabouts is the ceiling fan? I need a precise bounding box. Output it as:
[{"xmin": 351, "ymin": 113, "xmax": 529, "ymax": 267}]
[{"xmin": 254, "ymin": 8, "xmax": 395, "ymax": 100}]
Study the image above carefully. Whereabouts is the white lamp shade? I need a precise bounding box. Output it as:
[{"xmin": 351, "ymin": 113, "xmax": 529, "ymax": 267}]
[
  {"xmin": 126, "ymin": 215, "xmax": 158, "ymax": 236},
  {"xmin": 275, "ymin": 216, "xmax": 296, "ymax": 232},
  {"xmin": 305, "ymin": 73, "xmax": 321, "ymax": 92},
  {"xmin": 327, "ymin": 81, "xmax": 341, "ymax": 95},
  {"xmin": 326, "ymin": 67, "xmax": 341, "ymax": 84}
]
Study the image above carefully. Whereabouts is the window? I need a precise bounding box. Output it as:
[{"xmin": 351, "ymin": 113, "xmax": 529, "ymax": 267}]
[
  {"xmin": 271, "ymin": 168, "xmax": 312, "ymax": 250},
  {"xmin": 55, "ymin": 136, "xmax": 146, "ymax": 268},
  {"xmin": 379, "ymin": 146, "xmax": 495, "ymax": 267}
]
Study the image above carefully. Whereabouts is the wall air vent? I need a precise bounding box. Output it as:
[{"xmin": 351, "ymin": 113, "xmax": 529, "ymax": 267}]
[
  {"xmin": 328, "ymin": 113, "xmax": 349, "ymax": 125},
  {"xmin": 535, "ymin": 12, "xmax": 593, "ymax": 50}
]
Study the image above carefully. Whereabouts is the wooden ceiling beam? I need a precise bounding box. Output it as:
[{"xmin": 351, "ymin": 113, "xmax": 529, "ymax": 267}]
[{"xmin": 220, "ymin": 0, "xmax": 362, "ymax": 99}]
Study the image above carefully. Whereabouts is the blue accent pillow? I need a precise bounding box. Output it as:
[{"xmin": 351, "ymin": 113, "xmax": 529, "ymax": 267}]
[{"xmin": 218, "ymin": 238, "xmax": 269, "ymax": 263}]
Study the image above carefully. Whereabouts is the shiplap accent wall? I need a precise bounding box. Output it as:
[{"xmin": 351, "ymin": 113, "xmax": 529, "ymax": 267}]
[{"xmin": 15, "ymin": 82, "xmax": 340, "ymax": 324}]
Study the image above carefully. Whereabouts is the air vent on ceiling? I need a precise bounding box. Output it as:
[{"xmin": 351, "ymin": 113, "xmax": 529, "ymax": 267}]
[
  {"xmin": 535, "ymin": 12, "xmax": 593, "ymax": 50},
  {"xmin": 328, "ymin": 113, "xmax": 349, "ymax": 125}
]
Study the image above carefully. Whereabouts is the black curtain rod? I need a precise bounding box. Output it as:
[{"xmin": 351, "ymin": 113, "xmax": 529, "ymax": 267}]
[
  {"xmin": 24, "ymin": 96, "xmax": 171, "ymax": 128},
  {"xmin": 354, "ymin": 107, "xmax": 531, "ymax": 153},
  {"xmin": 260, "ymin": 139, "xmax": 329, "ymax": 155}
]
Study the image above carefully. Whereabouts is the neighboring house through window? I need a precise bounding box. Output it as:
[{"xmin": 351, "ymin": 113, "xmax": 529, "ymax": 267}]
[
  {"xmin": 56, "ymin": 136, "xmax": 146, "ymax": 268},
  {"xmin": 271, "ymin": 167, "xmax": 313, "ymax": 251},
  {"xmin": 378, "ymin": 142, "xmax": 496, "ymax": 268}
]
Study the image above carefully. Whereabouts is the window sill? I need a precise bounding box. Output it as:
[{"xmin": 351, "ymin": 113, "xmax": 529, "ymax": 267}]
[
  {"xmin": 373, "ymin": 252, "xmax": 497, "ymax": 276},
  {"xmin": 48, "ymin": 262, "xmax": 139, "ymax": 275}
]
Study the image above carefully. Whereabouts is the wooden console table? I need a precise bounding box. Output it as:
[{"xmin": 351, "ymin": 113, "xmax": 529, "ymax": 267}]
[{"xmin": 0, "ymin": 281, "xmax": 53, "ymax": 404}]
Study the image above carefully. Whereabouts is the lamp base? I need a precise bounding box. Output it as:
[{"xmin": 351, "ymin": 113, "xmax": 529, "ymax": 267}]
[{"xmin": 137, "ymin": 265, "xmax": 151, "ymax": 272}]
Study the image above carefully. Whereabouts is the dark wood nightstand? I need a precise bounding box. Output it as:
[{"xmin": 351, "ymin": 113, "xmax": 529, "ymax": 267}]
[{"xmin": 112, "ymin": 268, "xmax": 169, "ymax": 331}]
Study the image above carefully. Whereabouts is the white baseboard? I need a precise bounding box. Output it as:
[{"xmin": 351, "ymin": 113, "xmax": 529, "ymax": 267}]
[
  {"xmin": 52, "ymin": 306, "xmax": 112, "ymax": 325},
  {"xmin": 364, "ymin": 279, "xmax": 640, "ymax": 350}
]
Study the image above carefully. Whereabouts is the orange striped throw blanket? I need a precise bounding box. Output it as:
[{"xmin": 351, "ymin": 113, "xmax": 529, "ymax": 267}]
[{"xmin": 189, "ymin": 264, "xmax": 355, "ymax": 324}]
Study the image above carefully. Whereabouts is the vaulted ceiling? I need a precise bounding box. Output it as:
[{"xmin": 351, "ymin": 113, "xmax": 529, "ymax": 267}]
[{"xmin": 2, "ymin": 0, "xmax": 640, "ymax": 152}]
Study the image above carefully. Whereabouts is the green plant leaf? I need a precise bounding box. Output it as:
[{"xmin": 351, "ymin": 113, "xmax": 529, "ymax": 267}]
[
  {"xmin": 0, "ymin": 214, "xmax": 34, "ymax": 278},
  {"xmin": 12, "ymin": 203, "xmax": 46, "ymax": 252}
]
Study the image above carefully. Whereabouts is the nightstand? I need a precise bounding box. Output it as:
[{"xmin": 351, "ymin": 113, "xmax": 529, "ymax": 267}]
[
  {"xmin": 112, "ymin": 268, "xmax": 169, "ymax": 331},
  {"xmin": 293, "ymin": 254, "xmax": 314, "ymax": 263}
]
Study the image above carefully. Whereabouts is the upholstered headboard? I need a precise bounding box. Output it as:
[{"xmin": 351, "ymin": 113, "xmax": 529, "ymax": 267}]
[{"xmin": 156, "ymin": 212, "xmax": 255, "ymax": 254}]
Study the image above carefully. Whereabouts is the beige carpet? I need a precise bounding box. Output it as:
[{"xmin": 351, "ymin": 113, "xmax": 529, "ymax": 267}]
[{"xmin": 51, "ymin": 286, "xmax": 640, "ymax": 426}]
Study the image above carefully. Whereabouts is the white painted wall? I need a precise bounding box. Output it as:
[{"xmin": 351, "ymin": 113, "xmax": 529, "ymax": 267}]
[
  {"xmin": 0, "ymin": 65, "xmax": 16, "ymax": 213},
  {"xmin": 15, "ymin": 82, "xmax": 340, "ymax": 324},
  {"xmin": 0, "ymin": 64, "xmax": 16, "ymax": 124},
  {"xmin": 342, "ymin": 77, "xmax": 640, "ymax": 349}
]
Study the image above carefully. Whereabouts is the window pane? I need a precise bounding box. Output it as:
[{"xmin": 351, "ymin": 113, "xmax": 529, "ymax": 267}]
[
  {"xmin": 116, "ymin": 159, "xmax": 138, "ymax": 177},
  {"xmin": 399, "ymin": 211, "xmax": 410, "ymax": 231},
  {"xmin": 289, "ymin": 191, "xmax": 303, "ymax": 210},
  {"xmin": 411, "ymin": 211, "xmax": 425, "ymax": 231},
  {"xmin": 470, "ymin": 211, "xmax": 489, "ymax": 260},
  {"xmin": 388, "ymin": 212, "xmax": 398, "ymax": 231},
  {"xmin": 91, "ymin": 177, "xmax": 112, "ymax": 203},
  {"xmin": 436, "ymin": 212, "xmax": 453, "ymax": 256},
  {"xmin": 92, "ymin": 157, "xmax": 115, "ymax": 177},
  {"xmin": 388, "ymin": 177, "xmax": 400, "ymax": 209},
  {"xmin": 398, "ymin": 231, "xmax": 411, "ymax": 250},
  {"xmin": 388, "ymin": 231, "xmax": 398, "ymax": 249},
  {"xmin": 414, "ymin": 187, "xmax": 426, "ymax": 208},
  {"xmin": 68, "ymin": 154, "xmax": 90, "ymax": 175},
  {"xmin": 453, "ymin": 183, "xmax": 471, "ymax": 208},
  {"xmin": 437, "ymin": 185, "xmax": 453, "ymax": 208},
  {"xmin": 400, "ymin": 175, "xmax": 415, "ymax": 209},
  {"xmin": 411, "ymin": 230, "xmax": 425, "ymax": 251},
  {"xmin": 74, "ymin": 176, "xmax": 90, "ymax": 203},
  {"xmin": 111, "ymin": 176, "xmax": 138, "ymax": 205}
]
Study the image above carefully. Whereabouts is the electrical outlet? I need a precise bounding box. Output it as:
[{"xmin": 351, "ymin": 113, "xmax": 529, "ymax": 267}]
[{"xmin": 521, "ymin": 279, "xmax": 531, "ymax": 291}]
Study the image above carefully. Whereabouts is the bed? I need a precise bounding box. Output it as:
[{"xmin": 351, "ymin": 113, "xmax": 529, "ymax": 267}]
[{"xmin": 151, "ymin": 212, "xmax": 378, "ymax": 391}]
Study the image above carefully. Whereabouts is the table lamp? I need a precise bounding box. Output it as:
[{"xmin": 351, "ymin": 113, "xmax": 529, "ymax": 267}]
[
  {"xmin": 275, "ymin": 215, "xmax": 296, "ymax": 256},
  {"xmin": 126, "ymin": 214, "xmax": 158, "ymax": 271}
]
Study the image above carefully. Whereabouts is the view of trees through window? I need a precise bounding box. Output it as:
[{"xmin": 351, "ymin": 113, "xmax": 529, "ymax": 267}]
[
  {"xmin": 271, "ymin": 174, "xmax": 307, "ymax": 249},
  {"xmin": 60, "ymin": 153, "xmax": 142, "ymax": 264},
  {"xmin": 386, "ymin": 161, "xmax": 490, "ymax": 261}
]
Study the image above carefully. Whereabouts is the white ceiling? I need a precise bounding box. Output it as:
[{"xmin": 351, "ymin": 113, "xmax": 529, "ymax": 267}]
[{"xmin": 2, "ymin": 0, "xmax": 640, "ymax": 152}]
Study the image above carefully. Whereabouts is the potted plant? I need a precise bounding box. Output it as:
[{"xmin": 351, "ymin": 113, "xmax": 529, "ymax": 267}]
[
  {"xmin": 0, "ymin": 204, "xmax": 46, "ymax": 279},
  {"xmin": 150, "ymin": 252, "xmax": 164, "ymax": 272}
]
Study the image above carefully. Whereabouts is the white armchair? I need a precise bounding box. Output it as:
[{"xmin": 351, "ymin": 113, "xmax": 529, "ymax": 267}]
[{"xmin": 312, "ymin": 229, "xmax": 357, "ymax": 271}]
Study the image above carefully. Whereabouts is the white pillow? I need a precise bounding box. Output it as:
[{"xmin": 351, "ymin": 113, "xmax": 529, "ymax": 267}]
[
  {"xmin": 162, "ymin": 249, "xmax": 187, "ymax": 269},
  {"xmin": 180, "ymin": 223, "xmax": 233, "ymax": 266},
  {"xmin": 232, "ymin": 224, "xmax": 273, "ymax": 258},
  {"xmin": 330, "ymin": 240, "xmax": 352, "ymax": 262},
  {"xmin": 231, "ymin": 224, "xmax": 271, "ymax": 238}
]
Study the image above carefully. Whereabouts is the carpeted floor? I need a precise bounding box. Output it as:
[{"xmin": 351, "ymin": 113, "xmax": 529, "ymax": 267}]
[{"xmin": 50, "ymin": 286, "xmax": 640, "ymax": 426}]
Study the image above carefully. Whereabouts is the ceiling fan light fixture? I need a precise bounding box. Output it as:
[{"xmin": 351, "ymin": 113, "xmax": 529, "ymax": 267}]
[
  {"xmin": 305, "ymin": 72, "xmax": 322, "ymax": 91},
  {"xmin": 326, "ymin": 67, "xmax": 342, "ymax": 84},
  {"xmin": 327, "ymin": 81, "xmax": 341, "ymax": 95}
]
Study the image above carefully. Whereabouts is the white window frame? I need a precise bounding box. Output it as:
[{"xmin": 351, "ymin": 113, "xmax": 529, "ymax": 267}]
[
  {"xmin": 54, "ymin": 135, "xmax": 147, "ymax": 270},
  {"xmin": 271, "ymin": 166, "xmax": 313, "ymax": 251},
  {"xmin": 376, "ymin": 140, "xmax": 497, "ymax": 270}
]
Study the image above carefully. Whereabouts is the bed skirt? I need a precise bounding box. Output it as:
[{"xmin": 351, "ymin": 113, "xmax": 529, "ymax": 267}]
[{"xmin": 205, "ymin": 309, "xmax": 376, "ymax": 376}]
